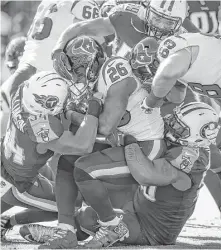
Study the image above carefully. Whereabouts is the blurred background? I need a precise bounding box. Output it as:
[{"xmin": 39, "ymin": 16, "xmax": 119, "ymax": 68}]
[{"xmin": 1, "ymin": 1, "xmax": 40, "ymax": 84}]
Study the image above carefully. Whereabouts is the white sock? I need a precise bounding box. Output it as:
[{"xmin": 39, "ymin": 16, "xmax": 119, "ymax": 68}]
[{"xmin": 99, "ymin": 215, "xmax": 121, "ymax": 227}]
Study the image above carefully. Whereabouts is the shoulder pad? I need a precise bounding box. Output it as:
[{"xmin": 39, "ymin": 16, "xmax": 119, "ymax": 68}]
[
  {"xmin": 165, "ymin": 146, "xmax": 199, "ymax": 173},
  {"xmin": 71, "ymin": 0, "xmax": 99, "ymax": 20},
  {"xmin": 101, "ymin": 56, "xmax": 133, "ymax": 89},
  {"xmin": 27, "ymin": 115, "xmax": 64, "ymax": 143},
  {"xmin": 157, "ymin": 34, "xmax": 189, "ymax": 62}
]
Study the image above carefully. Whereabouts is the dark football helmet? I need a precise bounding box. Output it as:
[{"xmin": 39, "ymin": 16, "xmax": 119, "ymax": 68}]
[
  {"xmin": 53, "ymin": 36, "xmax": 105, "ymax": 104},
  {"xmin": 130, "ymin": 37, "xmax": 159, "ymax": 88}
]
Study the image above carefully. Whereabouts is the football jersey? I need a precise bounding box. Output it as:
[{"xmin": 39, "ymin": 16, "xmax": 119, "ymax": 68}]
[
  {"xmin": 134, "ymin": 144, "xmax": 210, "ymax": 245},
  {"xmin": 97, "ymin": 56, "xmax": 164, "ymax": 141},
  {"xmin": 157, "ymin": 33, "xmax": 221, "ymax": 99},
  {"xmin": 1, "ymin": 84, "xmax": 64, "ymax": 182},
  {"xmin": 109, "ymin": 3, "xmax": 189, "ymax": 58},
  {"xmin": 188, "ymin": 0, "xmax": 220, "ymax": 34},
  {"xmin": 19, "ymin": 0, "xmax": 99, "ymax": 71}
]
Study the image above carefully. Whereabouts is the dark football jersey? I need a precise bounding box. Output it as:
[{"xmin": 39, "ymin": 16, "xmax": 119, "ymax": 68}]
[
  {"xmin": 109, "ymin": 3, "xmax": 199, "ymax": 58},
  {"xmin": 188, "ymin": 0, "xmax": 220, "ymax": 34},
  {"xmin": 134, "ymin": 144, "xmax": 210, "ymax": 245},
  {"xmin": 1, "ymin": 84, "xmax": 64, "ymax": 182}
]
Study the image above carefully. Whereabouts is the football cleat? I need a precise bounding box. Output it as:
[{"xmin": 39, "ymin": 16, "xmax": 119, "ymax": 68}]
[
  {"xmin": 19, "ymin": 224, "xmax": 55, "ymax": 243},
  {"xmin": 38, "ymin": 228, "xmax": 78, "ymax": 249},
  {"xmin": 1, "ymin": 215, "xmax": 13, "ymax": 240},
  {"xmin": 84, "ymin": 215, "xmax": 129, "ymax": 248}
]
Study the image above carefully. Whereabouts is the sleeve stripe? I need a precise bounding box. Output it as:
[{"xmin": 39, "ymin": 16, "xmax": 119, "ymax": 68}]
[{"xmin": 148, "ymin": 140, "xmax": 163, "ymax": 160}]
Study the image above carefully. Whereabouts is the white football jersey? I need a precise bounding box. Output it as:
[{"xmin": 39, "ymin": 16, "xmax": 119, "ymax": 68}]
[
  {"xmin": 157, "ymin": 33, "xmax": 221, "ymax": 99},
  {"xmin": 19, "ymin": 0, "xmax": 99, "ymax": 71},
  {"xmin": 97, "ymin": 56, "xmax": 164, "ymax": 141}
]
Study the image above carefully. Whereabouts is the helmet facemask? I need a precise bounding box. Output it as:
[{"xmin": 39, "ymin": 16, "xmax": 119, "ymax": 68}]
[
  {"xmin": 146, "ymin": 6, "xmax": 182, "ymax": 39},
  {"xmin": 164, "ymin": 113, "xmax": 190, "ymax": 146},
  {"xmin": 164, "ymin": 104, "xmax": 220, "ymax": 148}
]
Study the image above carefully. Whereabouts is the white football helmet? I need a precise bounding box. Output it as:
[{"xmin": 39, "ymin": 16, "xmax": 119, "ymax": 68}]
[
  {"xmin": 22, "ymin": 71, "xmax": 70, "ymax": 116},
  {"xmin": 146, "ymin": 0, "xmax": 188, "ymax": 39},
  {"xmin": 99, "ymin": 0, "xmax": 117, "ymax": 17},
  {"xmin": 164, "ymin": 102, "xmax": 220, "ymax": 148}
]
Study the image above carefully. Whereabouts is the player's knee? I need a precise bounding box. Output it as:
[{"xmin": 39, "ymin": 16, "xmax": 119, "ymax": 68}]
[{"xmin": 74, "ymin": 166, "xmax": 93, "ymax": 183}]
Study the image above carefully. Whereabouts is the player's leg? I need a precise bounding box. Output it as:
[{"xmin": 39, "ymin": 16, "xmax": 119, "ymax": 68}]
[
  {"xmin": 74, "ymin": 146, "xmax": 136, "ymax": 223},
  {"xmin": 205, "ymin": 144, "xmax": 221, "ymax": 213},
  {"xmin": 74, "ymin": 146, "xmax": 136, "ymax": 248},
  {"xmin": 39, "ymin": 163, "xmax": 56, "ymax": 182},
  {"xmin": 75, "ymin": 200, "xmax": 149, "ymax": 246},
  {"xmin": 39, "ymin": 139, "xmax": 110, "ymax": 249}
]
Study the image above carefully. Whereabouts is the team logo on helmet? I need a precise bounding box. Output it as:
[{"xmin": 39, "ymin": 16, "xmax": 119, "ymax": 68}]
[
  {"xmin": 131, "ymin": 43, "xmax": 154, "ymax": 69},
  {"xmin": 37, "ymin": 128, "xmax": 50, "ymax": 142},
  {"xmin": 71, "ymin": 37, "xmax": 97, "ymax": 56},
  {"xmin": 33, "ymin": 94, "xmax": 59, "ymax": 110}
]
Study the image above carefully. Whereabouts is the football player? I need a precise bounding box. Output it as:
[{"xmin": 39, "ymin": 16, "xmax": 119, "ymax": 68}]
[
  {"xmin": 1, "ymin": 36, "xmax": 26, "ymax": 138},
  {"xmin": 1, "ymin": 71, "xmax": 103, "ymax": 242},
  {"xmin": 1, "ymin": 0, "xmax": 100, "ymax": 109},
  {"xmin": 43, "ymin": 35, "xmax": 165, "ymax": 248},
  {"xmin": 73, "ymin": 101, "xmax": 219, "ymax": 247},
  {"xmin": 187, "ymin": 0, "xmax": 221, "ymax": 34},
  {"xmin": 187, "ymin": 0, "xmax": 221, "ymax": 216},
  {"xmin": 141, "ymin": 33, "xmax": 221, "ymax": 109},
  {"xmin": 52, "ymin": 0, "xmax": 199, "ymax": 62}
]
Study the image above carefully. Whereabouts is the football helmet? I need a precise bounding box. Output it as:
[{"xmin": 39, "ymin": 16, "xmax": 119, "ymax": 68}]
[
  {"xmin": 164, "ymin": 102, "xmax": 220, "ymax": 148},
  {"xmin": 99, "ymin": 0, "xmax": 117, "ymax": 17},
  {"xmin": 53, "ymin": 36, "xmax": 105, "ymax": 104},
  {"xmin": 146, "ymin": 0, "xmax": 188, "ymax": 39},
  {"xmin": 22, "ymin": 71, "xmax": 70, "ymax": 116},
  {"xmin": 130, "ymin": 37, "xmax": 159, "ymax": 87},
  {"xmin": 5, "ymin": 36, "xmax": 26, "ymax": 73}
]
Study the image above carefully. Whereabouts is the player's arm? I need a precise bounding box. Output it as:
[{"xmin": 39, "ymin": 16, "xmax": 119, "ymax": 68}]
[
  {"xmin": 125, "ymin": 143, "xmax": 192, "ymax": 191},
  {"xmin": 182, "ymin": 18, "xmax": 200, "ymax": 33},
  {"xmin": 98, "ymin": 76, "xmax": 137, "ymax": 136},
  {"xmin": 165, "ymin": 81, "xmax": 187, "ymax": 104},
  {"xmin": 53, "ymin": 17, "xmax": 115, "ymax": 53},
  {"xmin": 37, "ymin": 98, "xmax": 101, "ymax": 155},
  {"xmin": 2, "ymin": 64, "xmax": 36, "ymax": 107},
  {"xmin": 144, "ymin": 49, "xmax": 191, "ymax": 108}
]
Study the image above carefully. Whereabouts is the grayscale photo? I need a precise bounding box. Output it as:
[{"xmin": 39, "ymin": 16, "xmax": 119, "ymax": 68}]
[{"xmin": 1, "ymin": 0, "xmax": 221, "ymax": 249}]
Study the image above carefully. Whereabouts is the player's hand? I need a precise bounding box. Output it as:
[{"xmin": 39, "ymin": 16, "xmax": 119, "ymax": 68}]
[
  {"xmin": 90, "ymin": 92, "xmax": 104, "ymax": 106},
  {"xmin": 52, "ymin": 50, "xmax": 72, "ymax": 81},
  {"xmin": 106, "ymin": 130, "xmax": 124, "ymax": 147}
]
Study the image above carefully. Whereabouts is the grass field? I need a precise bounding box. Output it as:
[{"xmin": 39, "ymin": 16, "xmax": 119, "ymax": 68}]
[{"xmin": 1, "ymin": 185, "xmax": 221, "ymax": 250}]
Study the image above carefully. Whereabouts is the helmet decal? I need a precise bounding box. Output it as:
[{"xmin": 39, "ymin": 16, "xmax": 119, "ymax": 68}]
[
  {"xmin": 131, "ymin": 43, "xmax": 155, "ymax": 69},
  {"xmin": 33, "ymin": 94, "xmax": 59, "ymax": 110},
  {"xmin": 71, "ymin": 37, "xmax": 97, "ymax": 56}
]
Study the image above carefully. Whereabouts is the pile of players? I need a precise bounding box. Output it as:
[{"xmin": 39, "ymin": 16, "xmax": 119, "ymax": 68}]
[{"xmin": 1, "ymin": 0, "xmax": 221, "ymax": 249}]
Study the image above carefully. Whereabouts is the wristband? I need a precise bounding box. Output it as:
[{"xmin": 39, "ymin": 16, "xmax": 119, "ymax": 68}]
[{"xmin": 87, "ymin": 99, "xmax": 102, "ymax": 118}]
